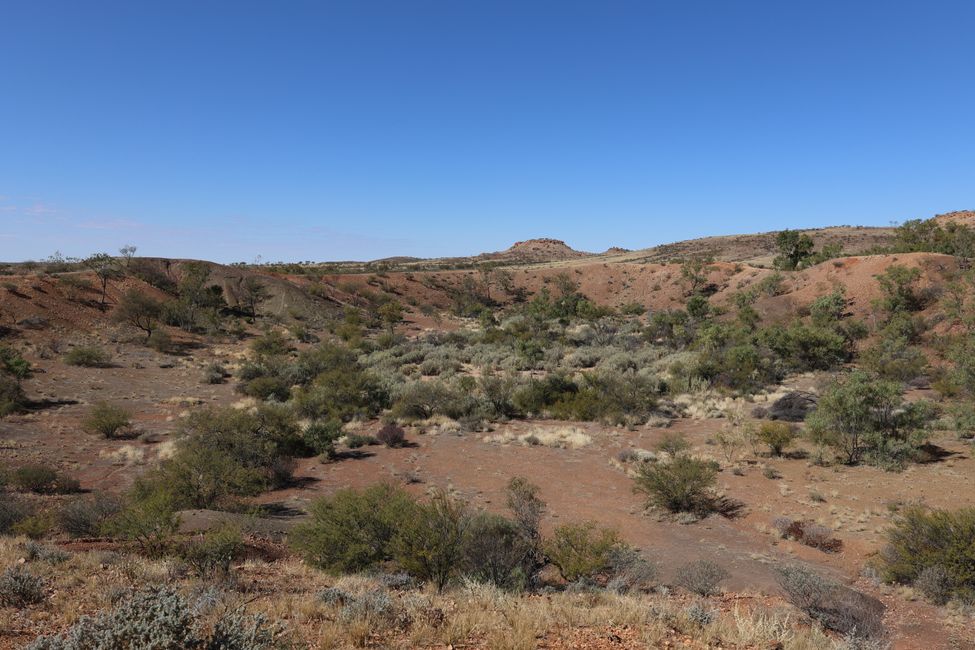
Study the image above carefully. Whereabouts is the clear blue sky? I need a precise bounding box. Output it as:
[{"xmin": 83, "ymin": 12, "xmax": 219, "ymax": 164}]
[{"xmin": 1, "ymin": 1, "xmax": 973, "ymax": 263}]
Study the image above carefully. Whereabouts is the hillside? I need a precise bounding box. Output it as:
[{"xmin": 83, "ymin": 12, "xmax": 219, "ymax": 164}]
[{"xmin": 2, "ymin": 214, "xmax": 975, "ymax": 649}]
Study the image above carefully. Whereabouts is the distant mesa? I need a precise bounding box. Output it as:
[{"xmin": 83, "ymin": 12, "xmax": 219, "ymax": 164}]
[
  {"xmin": 488, "ymin": 238, "xmax": 591, "ymax": 262},
  {"xmin": 603, "ymin": 246, "xmax": 631, "ymax": 255}
]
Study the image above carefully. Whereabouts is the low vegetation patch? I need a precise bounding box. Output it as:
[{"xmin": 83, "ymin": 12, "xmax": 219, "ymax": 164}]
[
  {"xmin": 64, "ymin": 345, "xmax": 113, "ymax": 368},
  {"xmin": 82, "ymin": 401, "xmax": 133, "ymax": 438},
  {"xmin": 879, "ymin": 506, "xmax": 975, "ymax": 604}
]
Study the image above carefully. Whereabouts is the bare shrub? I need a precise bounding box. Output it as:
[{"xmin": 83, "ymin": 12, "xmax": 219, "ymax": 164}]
[
  {"xmin": 675, "ymin": 559, "xmax": 728, "ymax": 596},
  {"xmin": 57, "ymin": 493, "xmax": 123, "ymax": 538},
  {"xmin": 914, "ymin": 565, "xmax": 952, "ymax": 605},
  {"xmin": 376, "ymin": 423, "xmax": 406, "ymax": 448},
  {"xmin": 773, "ymin": 517, "xmax": 843, "ymax": 552},
  {"xmin": 777, "ymin": 565, "xmax": 886, "ymax": 641}
]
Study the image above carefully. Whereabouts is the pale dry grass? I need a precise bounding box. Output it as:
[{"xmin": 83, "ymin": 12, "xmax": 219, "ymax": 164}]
[
  {"xmin": 483, "ymin": 425, "xmax": 592, "ymax": 449},
  {"xmin": 0, "ymin": 537, "xmax": 837, "ymax": 649}
]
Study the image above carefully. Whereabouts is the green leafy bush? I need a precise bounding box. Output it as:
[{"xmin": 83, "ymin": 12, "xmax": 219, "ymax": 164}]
[
  {"xmin": 82, "ymin": 402, "xmax": 132, "ymax": 439},
  {"xmin": 633, "ymin": 456, "xmax": 719, "ymax": 516},
  {"xmin": 179, "ymin": 525, "xmax": 244, "ymax": 579},
  {"xmin": 64, "ymin": 346, "xmax": 112, "ymax": 368},
  {"xmin": 143, "ymin": 405, "xmax": 304, "ymax": 510},
  {"xmin": 757, "ymin": 421, "xmax": 796, "ymax": 456},
  {"xmin": 463, "ymin": 513, "xmax": 532, "ymax": 590},
  {"xmin": 391, "ymin": 490, "xmax": 470, "ymax": 592},
  {"xmin": 879, "ymin": 506, "xmax": 975, "ymax": 604},
  {"xmin": 291, "ymin": 484, "xmax": 414, "ymax": 573},
  {"xmin": 0, "ymin": 495, "xmax": 34, "ymax": 534},
  {"xmin": 543, "ymin": 521, "xmax": 623, "ymax": 582},
  {"xmin": 105, "ymin": 485, "xmax": 179, "ymax": 555},
  {"xmin": 239, "ymin": 375, "xmax": 291, "ymax": 402},
  {"xmin": 9, "ymin": 464, "xmax": 80, "ymax": 494},
  {"xmin": 390, "ymin": 379, "xmax": 477, "ymax": 421},
  {"xmin": 0, "ymin": 375, "xmax": 26, "ymax": 417}
]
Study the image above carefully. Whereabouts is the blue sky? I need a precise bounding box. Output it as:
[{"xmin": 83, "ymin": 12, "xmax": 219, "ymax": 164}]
[{"xmin": 1, "ymin": 1, "xmax": 973, "ymax": 263}]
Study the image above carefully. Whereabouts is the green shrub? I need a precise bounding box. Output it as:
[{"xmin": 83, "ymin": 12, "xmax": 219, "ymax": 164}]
[
  {"xmin": 511, "ymin": 374, "xmax": 578, "ymax": 416},
  {"xmin": 0, "ymin": 565, "xmax": 45, "ymax": 607},
  {"xmin": 654, "ymin": 431, "xmax": 690, "ymax": 457},
  {"xmin": 239, "ymin": 376, "xmax": 291, "ymax": 402},
  {"xmin": 303, "ymin": 419, "xmax": 343, "ymax": 457},
  {"xmin": 860, "ymin": 336, "xmax": 926, "ymax": 382},
  {"xmin": 10, "ymin": 464, "xmax": 80, "ymax": 494},
  {"xmin": 633, "ymin": 456, "xmax": 718, "ymax": 516},
  {"xmin": 0, "ymin": 495, "xmax": 33, "ymax": 534},
  {"xmin": 757, "ymin": 421, "xmax": 796, "ymax": 456},
  {"xmin": 291, "ymin": 484, "xmax": 414, "ymax": 573},
  {"xmin": 875, "ymin": 264, "xmax": 924, "ymax": 313},
  {"xmin": 64, "ymin": 345, "xmax": 112, "ymax": 367},
  {"xmin": 879, "ymin": 507, "xmax": 975, "ymax": 604},
  {"xmin": 82, "ymin": 402, "xmax": 132, "ymax": 439},
  {"xmin": 147, "ymin": 329, "xmax": 174, "ymax": 353},
  {"xmin": 144, "ymin": 405, "xmax": 304, "ymax": 510},
  {"xmin": 391, "ymin": 490, "xmax": 469, "ymax": 592},
  {"xmin": 543, "ymin": 521, "xmax": 622, "ymax": 582},
  {"xmin": 12, "ymin": 512, "xmax": 55, "ymax": 540},
  {"xmin": 201, "ymin": 363, "xmax": 228, "ymax": 384},
  {"xmin": 550, "ymin": 371, "xmax": 660, "ymax": 425},
  {"xmin": 250, "ymin": 330, "xmax": 291, "ymax": 357},
  {"xmin": 179, "ymin": 525, "xmax": 244, "ymax": 579},
  {"xmin": 462, "ymin": 513, "xmax": 532, "ymax": 590},
  {"xmin": 0, "ymin": 375, "xmax": 26, "ymax": 417},
  {"xmin": 293, "ymin": 363, "xmax": 387, "ymax": 422},
  {"xmin": 391, "ymin": 379, "xmax": 477, "ymax": 421},
  {"xmin": 106, "ymin": 484, "xmax": 180, "ymax": 555},
  {"xmin": 760, "ymin": 323, "xmax": 850, "ymax": 372},
  {"xmin": 345, "ymin": 433, "xmax": 377, "ymax": 448}
]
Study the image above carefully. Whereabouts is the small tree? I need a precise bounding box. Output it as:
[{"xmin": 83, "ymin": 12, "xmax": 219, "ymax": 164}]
[
  {"xmin": 876, "ymin": 265, "xmax": 924, "ymax": 313},
  {"xmin": 377, "ymin": 301, "xmax": 405, "ymax": 337},
  {"xmin": 114, "ymin": 289, "xmax": 164, "ymax": 341},
  {"xmin": 806, "ymin": 371, "xmax": 933, "ymax": 466},
  {"xmin": 774, "ymin": 230, "xmax": 815, "ymax": 270},
  {"xmin": 118, "ymin": 245, "xmax": 137, "ymax": 267},
  {"xmin": 83, "ymin": 253, "xmax": 124, "ymax": 309},
  {"xmin": 238, "ymin": 276, "xmax": 269, "ymax": 320},
  {"xmin": 680, "ymin": 256, "xmax": 714, "ymax": 295}
]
